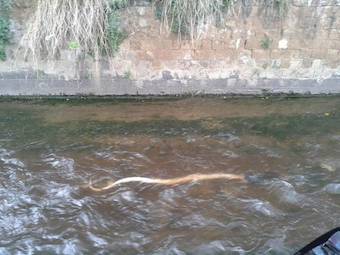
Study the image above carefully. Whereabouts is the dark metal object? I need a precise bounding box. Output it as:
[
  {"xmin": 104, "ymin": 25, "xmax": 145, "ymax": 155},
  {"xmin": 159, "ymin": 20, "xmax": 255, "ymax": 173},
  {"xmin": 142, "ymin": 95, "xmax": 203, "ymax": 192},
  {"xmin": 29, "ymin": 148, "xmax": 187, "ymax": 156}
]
[{"xmin": 295, "ymin": 228, "xmax": 340, "ymax": 255}]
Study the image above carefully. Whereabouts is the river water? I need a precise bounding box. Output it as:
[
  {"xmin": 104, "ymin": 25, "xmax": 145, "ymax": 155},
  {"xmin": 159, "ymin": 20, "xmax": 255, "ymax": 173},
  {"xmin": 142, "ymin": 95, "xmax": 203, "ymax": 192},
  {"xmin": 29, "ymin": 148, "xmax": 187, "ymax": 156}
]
[{"xmin": 0, "ymin": 97, "xmax": 339, "ymax": 254}]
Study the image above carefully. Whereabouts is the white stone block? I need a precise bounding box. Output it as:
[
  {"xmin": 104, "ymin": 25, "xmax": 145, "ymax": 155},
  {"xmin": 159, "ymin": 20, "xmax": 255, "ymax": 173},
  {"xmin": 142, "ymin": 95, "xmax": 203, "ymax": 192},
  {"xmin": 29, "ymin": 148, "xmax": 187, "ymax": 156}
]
[{"xmin": 278, "ymin": 39, "xmax": 288, "ymax": 49}]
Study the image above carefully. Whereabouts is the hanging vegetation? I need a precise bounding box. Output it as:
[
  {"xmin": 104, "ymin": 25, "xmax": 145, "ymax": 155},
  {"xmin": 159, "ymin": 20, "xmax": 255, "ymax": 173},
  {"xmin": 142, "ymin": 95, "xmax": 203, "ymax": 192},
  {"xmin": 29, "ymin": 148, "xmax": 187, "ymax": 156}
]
[
  {"xmin": 258, "ymin": 0, "xmax": 288, "ymax": 22},
  {"xmin": 154, "ymin": 0, "xmax": 232, "ymax": 40},
  {"xmin": 21, "ymin": 0, "xmax": 128, "ymax": 60},
  {"xmin": 20, "ymin": 0, "xmax": 288, "ymax": 60},
  {"xmin": 154, "ymin": 0, "xmax": 288, "ymax": 40}
]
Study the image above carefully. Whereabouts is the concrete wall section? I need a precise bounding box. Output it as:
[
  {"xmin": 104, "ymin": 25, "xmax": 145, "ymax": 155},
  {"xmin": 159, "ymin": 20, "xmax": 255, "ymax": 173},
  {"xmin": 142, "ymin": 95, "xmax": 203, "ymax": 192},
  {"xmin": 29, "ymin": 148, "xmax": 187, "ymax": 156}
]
[{"xmin": 1, "ymin": 76, "xmax": 340, "ymax": 95}]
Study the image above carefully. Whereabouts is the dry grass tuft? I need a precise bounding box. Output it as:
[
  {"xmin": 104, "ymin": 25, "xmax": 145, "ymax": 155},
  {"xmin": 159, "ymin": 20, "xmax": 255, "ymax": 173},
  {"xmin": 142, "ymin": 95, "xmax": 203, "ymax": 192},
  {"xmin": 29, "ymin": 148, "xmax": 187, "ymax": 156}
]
[
  {"xmin": 21, "ymin": 0, "xmax": 112, "ymax": 60},
  {"xmin": 20, "ymin": 0, "xmax": 287, "ymax": 59},
  {"xmin": 155, "ymin": 0, "xmax": 230, "ymax": 40}
]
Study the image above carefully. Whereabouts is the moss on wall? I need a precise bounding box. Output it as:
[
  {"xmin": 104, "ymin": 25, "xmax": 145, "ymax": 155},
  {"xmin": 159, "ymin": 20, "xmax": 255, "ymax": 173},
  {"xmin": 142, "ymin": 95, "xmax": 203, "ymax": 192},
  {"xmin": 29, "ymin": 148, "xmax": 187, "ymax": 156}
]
[{"xmin": 0, "ymin": 0, "xmax": 11, "ymax": 61}]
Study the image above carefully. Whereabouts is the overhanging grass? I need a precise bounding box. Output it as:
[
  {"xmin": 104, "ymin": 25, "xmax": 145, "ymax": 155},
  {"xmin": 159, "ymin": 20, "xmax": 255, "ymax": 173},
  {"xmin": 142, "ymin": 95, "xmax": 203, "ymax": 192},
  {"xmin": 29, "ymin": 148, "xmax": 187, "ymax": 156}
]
[{"xmin": 21, "ymin": 0, "xmax": 128, "ymax": 60}]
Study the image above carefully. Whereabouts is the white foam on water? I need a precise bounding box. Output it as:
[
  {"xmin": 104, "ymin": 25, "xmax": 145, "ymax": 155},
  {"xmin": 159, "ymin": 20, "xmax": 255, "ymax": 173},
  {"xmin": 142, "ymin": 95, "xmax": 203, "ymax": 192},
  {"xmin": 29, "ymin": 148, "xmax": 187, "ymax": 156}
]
[
  {"xmin": 42, "ymin": 153, "xmax": 75, "ymax": 174},
  {"xmin": 324, "ymin": 183, "xmax": 340, "ymax": 194},
  {"xmin": 241, "ymin": 198, "xmax": 282, "ymax": 217},
  {"xmin": 269, "ymin": 180, "xmax": 304, "ymax": 206},
  {"xmin": 0, "ymin": 147, "xmax": 25, "ymax": 168}
]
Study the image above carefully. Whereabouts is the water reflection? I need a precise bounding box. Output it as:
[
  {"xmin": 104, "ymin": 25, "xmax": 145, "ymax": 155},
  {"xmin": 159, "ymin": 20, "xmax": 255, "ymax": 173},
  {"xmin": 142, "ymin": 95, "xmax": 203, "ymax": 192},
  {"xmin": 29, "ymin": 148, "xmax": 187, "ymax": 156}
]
[{"xmin": 0, "ymin": 97, "xmax": 339, "ymax": 254}]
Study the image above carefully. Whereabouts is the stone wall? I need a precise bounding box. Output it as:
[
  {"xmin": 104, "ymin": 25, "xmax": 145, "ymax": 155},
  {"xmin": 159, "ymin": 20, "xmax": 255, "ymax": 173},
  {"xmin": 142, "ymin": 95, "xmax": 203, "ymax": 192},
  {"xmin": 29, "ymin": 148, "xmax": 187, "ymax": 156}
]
[
  {"xmin": 111, "ymin": 0, "xmax": 340, "ymax": 81},
  {"xmin": 1, "ymin": 0, "xmax": 340, "ymax": 95}
]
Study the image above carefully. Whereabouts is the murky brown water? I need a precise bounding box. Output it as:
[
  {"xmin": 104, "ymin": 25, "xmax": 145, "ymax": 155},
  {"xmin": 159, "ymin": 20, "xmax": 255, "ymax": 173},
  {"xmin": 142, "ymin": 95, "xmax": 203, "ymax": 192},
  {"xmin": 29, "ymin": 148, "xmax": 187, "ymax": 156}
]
[{"xmin": 0, "ymin": 97, "xmax": 339, "ymax": 254}]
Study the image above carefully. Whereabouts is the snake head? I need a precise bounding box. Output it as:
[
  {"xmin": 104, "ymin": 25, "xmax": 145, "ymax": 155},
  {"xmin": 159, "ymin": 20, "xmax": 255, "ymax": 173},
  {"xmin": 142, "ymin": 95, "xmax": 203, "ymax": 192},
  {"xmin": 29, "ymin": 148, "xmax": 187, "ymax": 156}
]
[{"xmin": 88, "ymin": 177, "xmax": 117, "ymax": 192}]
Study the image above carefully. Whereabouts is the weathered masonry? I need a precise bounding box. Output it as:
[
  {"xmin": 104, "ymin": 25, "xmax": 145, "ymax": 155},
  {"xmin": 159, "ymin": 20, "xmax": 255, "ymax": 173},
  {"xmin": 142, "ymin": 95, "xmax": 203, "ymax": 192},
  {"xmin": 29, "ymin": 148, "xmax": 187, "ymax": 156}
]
[{"xmin": 1, "ymin": 0, "xmax": 340, "ymax": 95}]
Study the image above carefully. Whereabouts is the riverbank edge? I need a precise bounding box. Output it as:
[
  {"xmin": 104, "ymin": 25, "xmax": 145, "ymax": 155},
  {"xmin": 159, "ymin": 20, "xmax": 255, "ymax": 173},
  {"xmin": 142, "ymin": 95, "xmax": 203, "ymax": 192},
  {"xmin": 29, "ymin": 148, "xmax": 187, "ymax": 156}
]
[{"xmin": 1, "ymin": 76, "xmax": 340, "ymax": 96}]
